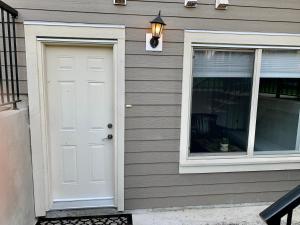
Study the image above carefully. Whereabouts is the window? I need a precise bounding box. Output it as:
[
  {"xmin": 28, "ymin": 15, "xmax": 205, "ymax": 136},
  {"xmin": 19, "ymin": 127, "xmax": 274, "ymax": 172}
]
[
  {"xmin": 255, "ymin": 50, "xmax": 300, "ymax": 153},
  {"xmin": 180, "ymin": 31, "xmax": 300, "ymax": 173},
  {"xmin": 190, "ymin": 49, "xmax": 254, "ymax": 154}
]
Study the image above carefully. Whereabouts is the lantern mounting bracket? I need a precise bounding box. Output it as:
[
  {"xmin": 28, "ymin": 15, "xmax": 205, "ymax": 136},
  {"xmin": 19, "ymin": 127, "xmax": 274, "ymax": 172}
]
[{"xmin": 150, "ymin": 36, "xmax": 159, "ymax": 48}]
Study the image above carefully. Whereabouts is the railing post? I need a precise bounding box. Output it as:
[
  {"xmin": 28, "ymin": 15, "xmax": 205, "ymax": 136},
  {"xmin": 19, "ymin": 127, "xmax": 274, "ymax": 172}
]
[
  {"xmin": 12, "ymin": 16, "xmax": 19, "ymax": 100},
  {"xmin": 286, "ymin": 211, "xmax": 293, "ymax": 225},
  {"xmin": 1, "ymin": 8, "xmax": 10, "ymax": 103},
  {"xmin": 0, "ymin": 42, "xmax": 3, "ymax": 103},
  {"xmin": 267, "ymin": 218, "xmax": 281, "ymax": 225},
  {"xmin": 7, "ymin": 10, "xmax": 16, "ymax": 109}
]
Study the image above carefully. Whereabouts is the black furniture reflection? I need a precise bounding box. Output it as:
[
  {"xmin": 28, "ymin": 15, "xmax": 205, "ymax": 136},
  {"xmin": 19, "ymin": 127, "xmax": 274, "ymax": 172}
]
[
  {"xmin": 190, "ymin": 113, "xmax": 247, "ymax": 153},
  {"xmin": 190, "ymin": 113, "xmax": 218, "ymax": 153}
]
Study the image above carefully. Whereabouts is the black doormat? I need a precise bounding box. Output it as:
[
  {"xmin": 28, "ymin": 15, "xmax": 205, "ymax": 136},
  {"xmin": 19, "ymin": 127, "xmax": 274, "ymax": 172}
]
[{"xmin": 36, "ymin": 214, "xmax": 133, "ymax": 225}]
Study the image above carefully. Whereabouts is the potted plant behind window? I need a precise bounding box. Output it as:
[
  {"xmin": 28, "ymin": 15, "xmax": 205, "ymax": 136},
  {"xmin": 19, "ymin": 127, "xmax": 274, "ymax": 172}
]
[{"xmin": 220, "ymin": 137, "xmax": 229, "ymax": 152}]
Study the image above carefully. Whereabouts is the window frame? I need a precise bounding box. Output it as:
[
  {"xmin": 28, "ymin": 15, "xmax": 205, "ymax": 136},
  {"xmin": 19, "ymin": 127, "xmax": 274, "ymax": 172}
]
[{"xmin": 180, "ymin": 30, "xmax": 300, "ymax": 174}]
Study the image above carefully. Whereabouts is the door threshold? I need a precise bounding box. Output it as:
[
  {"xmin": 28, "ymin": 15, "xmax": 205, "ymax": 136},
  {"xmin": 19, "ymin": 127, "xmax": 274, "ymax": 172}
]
[
  {"xmin": 51, "ymin": 197, "xmax": 115, "ymax": 210},
  {"xmin": 45, "ymin": 207, "xmax": 119, "ymax": 219}
]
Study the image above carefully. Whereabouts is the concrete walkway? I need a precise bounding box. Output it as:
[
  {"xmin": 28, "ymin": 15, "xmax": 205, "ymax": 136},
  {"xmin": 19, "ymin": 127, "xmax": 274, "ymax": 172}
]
[
  {"xmin": 131, "ymin": 203, "xmax": 300, "ymax": 225},
  {"xmin": 45, "ymin": 202, "xmax": 300, "ymax": 225}
]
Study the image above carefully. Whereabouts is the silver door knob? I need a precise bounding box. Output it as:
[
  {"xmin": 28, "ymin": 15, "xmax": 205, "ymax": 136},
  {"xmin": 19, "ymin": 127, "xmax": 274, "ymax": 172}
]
[{"xmin": 103, "ymin": 134, "xmax": 113, "ymax": 141}]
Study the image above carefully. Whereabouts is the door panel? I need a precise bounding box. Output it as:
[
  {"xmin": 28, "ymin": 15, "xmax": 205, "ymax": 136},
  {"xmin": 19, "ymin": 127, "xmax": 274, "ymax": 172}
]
[{"xmin": 46, "ymin": 45, "xmax": 114, "ymax": 209}]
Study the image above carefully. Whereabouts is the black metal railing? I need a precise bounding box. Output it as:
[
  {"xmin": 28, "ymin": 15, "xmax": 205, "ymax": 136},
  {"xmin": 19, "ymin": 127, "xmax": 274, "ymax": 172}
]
[
  {"xmin": 0, "ymin": 1, "xmax": 19, "ymax": 109},
  {"xmin": 260, "ymin": 185, "xmax": 300, "ymax": 225}
]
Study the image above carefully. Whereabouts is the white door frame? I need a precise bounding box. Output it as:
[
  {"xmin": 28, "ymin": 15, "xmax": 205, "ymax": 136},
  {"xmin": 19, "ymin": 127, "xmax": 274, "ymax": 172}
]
[{"xmin": 24, "ymin": 21, "xmax": 125, "ymax": 217}]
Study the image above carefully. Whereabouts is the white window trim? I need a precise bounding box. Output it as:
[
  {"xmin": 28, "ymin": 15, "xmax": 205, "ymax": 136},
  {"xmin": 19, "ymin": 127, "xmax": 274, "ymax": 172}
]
[
  {"xmin": 180, "ymin": 30, "xmax": 300, "ymax": 174},
  {"xmin": 24, "ymin": 21, "xmax": 125, "ymax": 216}
]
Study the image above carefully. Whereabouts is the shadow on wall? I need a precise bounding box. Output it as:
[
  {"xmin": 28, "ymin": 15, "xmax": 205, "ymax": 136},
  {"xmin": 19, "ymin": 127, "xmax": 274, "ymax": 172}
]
[{"xmin": 0, "ymin": 109, "xmax": 36, "ymax": 225}]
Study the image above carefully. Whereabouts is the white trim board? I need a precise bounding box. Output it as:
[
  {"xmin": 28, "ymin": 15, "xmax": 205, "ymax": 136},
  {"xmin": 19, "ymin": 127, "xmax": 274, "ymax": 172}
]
[
  {"xmin": 24, "ymin": 21, "xmax": 125, "ymax": 29},
  {"xmin": 185, "ymin": 29, "xmax": 300, "ymax": 37},
  {"xmin": 179, "ymin": 30, "xmax": 300, "ymax": 174},
  {"xmin": 24, "ymin": 21, "xmax": 125, "ymax": 217}
]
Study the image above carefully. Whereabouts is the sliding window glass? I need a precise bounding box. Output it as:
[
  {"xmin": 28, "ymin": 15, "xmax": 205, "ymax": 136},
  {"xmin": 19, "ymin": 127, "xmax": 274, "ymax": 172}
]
[
  {"xmin": 190, "ymin": 49, "xmax": 254, "ymax": 154},
  {"xmin": 254, "ymin": 50, "xmax": 300, "ymax": 153}
]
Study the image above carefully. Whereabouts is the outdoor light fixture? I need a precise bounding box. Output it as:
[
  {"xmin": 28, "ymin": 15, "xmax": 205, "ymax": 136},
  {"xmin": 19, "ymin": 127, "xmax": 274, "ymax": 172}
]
[
  {"xmin": 149, "ymin": 11, "xmax": 166, "ymax": 49},
  {"xmin": 185, "ymin": 0, "xmax": 198, "ymax": 8},
  {"xmin": 215, "ymin": 0, "xmax": 229, "ymax": 9},
  {"xmin": 114, "ymin": 0, "xmax": 126, "ymax": 5}
]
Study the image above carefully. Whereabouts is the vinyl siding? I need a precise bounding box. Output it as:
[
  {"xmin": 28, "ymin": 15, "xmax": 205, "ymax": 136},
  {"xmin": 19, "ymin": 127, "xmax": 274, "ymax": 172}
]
[{"xmin": 5, "ymin": 0, "xmax": 300, "ymax": 210}]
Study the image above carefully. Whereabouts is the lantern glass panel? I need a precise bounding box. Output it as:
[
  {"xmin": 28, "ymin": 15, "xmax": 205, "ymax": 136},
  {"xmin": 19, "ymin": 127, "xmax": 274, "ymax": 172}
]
[{"xmin": 151, "ymin": 23, "xmax": 163, "ymax": 38}]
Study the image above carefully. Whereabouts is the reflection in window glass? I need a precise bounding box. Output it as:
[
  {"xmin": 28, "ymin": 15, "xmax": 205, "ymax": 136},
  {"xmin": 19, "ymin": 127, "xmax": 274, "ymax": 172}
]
[
  {"xmin": 255, "ymin": 50, "xmax": 300, "ymax": 152},
  {"xmin": 190, "ymin": 49, "xmax": 254, "ymax": 154}
]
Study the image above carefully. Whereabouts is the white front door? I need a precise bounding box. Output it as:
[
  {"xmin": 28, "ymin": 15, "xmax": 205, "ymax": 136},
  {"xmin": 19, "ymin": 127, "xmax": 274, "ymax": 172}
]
[{"xmin": 46, "ymin": 45, "xmax": 114, "ymax": 209}]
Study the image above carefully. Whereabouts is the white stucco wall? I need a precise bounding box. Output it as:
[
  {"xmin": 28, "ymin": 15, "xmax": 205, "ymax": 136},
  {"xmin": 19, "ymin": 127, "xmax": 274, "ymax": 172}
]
[{"xmin": 0, "ymin": 109, "xmax": 36, "ymax": 225}]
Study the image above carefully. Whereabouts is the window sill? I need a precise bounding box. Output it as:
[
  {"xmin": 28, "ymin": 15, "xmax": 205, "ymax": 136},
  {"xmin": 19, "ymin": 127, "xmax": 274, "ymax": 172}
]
[{"xmin": 179, "ymin": 155, "xmax": 300, "ymax": 174}]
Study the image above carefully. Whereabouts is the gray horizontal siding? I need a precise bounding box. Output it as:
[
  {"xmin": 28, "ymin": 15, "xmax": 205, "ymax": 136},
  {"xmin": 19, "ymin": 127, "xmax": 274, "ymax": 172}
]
[
  {"xmin": 8, "ymin": 0, "xmax": 300, "ymax": 210},
  {"xmin": 126, "ymin": 93, "xmax": 181, "ymax": 105},
  {"xmin": 0, "ymin": 23, "xmax": 24, "ymax": 37},
  {"xmin": 126, "ymin": 129, "xmax": 180, "ymax": 141},
  {"xmin": 125, "ymin": 191, "xmax": 288, "ymax": 209},
  {"xmin": 126, "ymin": 68, "xmax": 182, "ymax": 81},
  {"xmin": 126, "ymin": 81, "xmax": 182, "ymax": 93},
  {"xmin": 126, "ymin": 105, "xmax": 181, "ymax": 117},
  {"xmin": 7, "ymin": 0, "xmax": 300, "ymax": 23},
  {"xmin": 125, "ymin": 140, "xmax": 180, "ymax": 152},
  {"xmin": 1, "ymin": 80, "xmax": 27, "ymax": 94},
  {"xmin": 127, "ymin": 0, "xmax": 300, "ymax": 9},
  {"xmin": 1, "ymin": 66, "xmax": 27, "ymax": 81},
  {"xmin": 15, "ymin": 10, "xmax": 300, "ymax": 33},
  {"xmin": 125, "ymin": 117, "xmax": 180, "ymax": 129},
  {"xmin": 127, "ymin": 55, "xmax": 183, "ymax": 68},
  {"xmin": 124, "ymin": 170, "xmax": 300, "ymax": 187},
  {"xmin": 124, "ymin": 180, "xmax": 300, "ymax": 199},
  {"xmin": 0, "ymin": 52, "xmax": 26, "ymax": 66},
  {"xmin": 0, "ymin": 38, "xmax": 25, "ymax": 51},
  {"xmin": 125, "ymin": 152, "xmax": 179, "ymax": 164},
  {"xmin": 125, "ymin": 162, "xmax": 179, "ymax": 176}
]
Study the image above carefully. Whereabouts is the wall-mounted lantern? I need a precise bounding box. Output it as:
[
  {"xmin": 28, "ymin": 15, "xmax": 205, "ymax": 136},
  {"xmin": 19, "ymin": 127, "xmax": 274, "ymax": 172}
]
[
  {"xmin": 215, "ymin": 0, "xmax": 229, "ymax": 9},
  {"xmin": 114, "ymin": 0, "xmax": 126, "ymax": 6},
  {"xmin": 185, "ymin": 0, "xmax": 198, "ymax": 8},
  {"xmin": 146, "ymin": 11, "xmax": 166, "ymax": 52}
]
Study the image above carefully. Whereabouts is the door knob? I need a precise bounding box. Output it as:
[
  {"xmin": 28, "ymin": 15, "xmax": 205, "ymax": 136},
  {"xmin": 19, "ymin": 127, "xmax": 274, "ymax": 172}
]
[
  {"xmin": 103, "ymin": 134, "xmax": 113, "ymax": 141},
  {"xmin": 107, "ymin": 134, "xmax": 113, "ymax": 139},
  {"xmin": 107, "ymin": 123, "xmax": 113, "ymax": 129}
]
